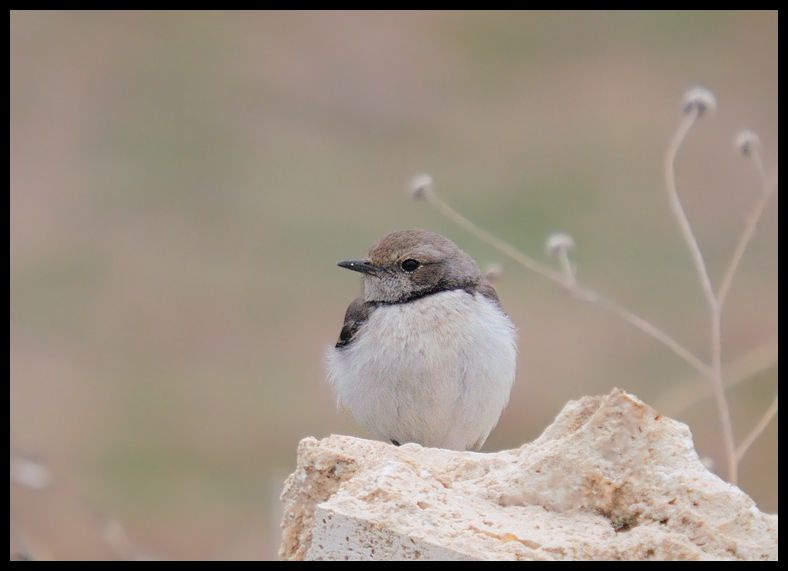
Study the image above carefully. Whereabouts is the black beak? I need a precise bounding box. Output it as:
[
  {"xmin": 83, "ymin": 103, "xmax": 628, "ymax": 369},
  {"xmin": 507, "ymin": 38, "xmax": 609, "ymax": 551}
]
[{"xmin": 337, "ymin": 259, "xmax": 381, "ymax": 276}]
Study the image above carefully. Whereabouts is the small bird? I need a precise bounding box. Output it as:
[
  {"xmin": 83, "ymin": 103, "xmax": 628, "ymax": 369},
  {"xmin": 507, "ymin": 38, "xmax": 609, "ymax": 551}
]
[{"xmin": 326, "ymin": 229, "xmax": 517, "ymax": 451}]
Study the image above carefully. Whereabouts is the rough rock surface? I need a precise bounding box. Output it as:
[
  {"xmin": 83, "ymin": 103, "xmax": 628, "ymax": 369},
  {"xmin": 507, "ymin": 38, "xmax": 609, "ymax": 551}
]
[{"xmin": 279, "ymin": 389, "xmax": 777, "ymax": 560}]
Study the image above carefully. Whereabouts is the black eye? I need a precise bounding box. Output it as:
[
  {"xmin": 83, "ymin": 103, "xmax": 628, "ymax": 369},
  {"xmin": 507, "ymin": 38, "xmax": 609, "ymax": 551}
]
[{"xmin": 401, "ymin": 259, "xmax": 420, "ymax": 272}]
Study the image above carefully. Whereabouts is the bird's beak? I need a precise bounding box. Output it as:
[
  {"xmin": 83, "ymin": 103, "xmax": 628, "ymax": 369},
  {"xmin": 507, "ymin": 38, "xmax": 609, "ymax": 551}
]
[{"xmin": 337, "ymin": 259, "xmax": 381, "ymax": 276}]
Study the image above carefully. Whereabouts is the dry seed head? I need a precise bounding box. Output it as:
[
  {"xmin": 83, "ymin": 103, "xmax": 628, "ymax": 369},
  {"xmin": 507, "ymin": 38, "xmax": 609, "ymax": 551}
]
[
  {"xmin": 10, "ymin": 456, "xmax": 52, "ymax": 490},
  {"xmin": 681, "ymin": 86, "xmax": 717, "ymax": 117},
  {"xmin": 483, "ymin": 263, "xmax": 504, "ymax": 282},
  {"xmin": 735, "ymin": 129, "xmax": 761, "ymax": 157},
  {"xmin": 408, "ymin": 173, "xmax": 434, "ymax": 200},
  {"xmin": 545, "ymin": 232, "xmax": 575, "ymax": 257}
]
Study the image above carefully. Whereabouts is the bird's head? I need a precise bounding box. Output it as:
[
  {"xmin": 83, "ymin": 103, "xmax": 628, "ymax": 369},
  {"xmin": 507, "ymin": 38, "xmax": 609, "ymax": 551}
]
[{"xmin": 338, "ymin": 229, "xmax": 481, "ymax": 304}]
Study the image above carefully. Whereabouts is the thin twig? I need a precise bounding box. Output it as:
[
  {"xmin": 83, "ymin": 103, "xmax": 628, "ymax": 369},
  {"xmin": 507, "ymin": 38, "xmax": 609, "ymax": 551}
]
[
  {"xmin": 425, "ymin": 189, "xmax": 567, "ymax": 284},
  {"xmin": 718, "ymin": 150, "xmax": 777, "ymax": 307},
  {"xmin": 579, "ymin": 288, "xmax": 712, "ymax": 378},
  {"xmin": 422, "ymin": 188, "xmax": 711, "ymax": 378},
  {"xmin": 710, "ymin": 310, "xmax": 737, "ymax": 482},
  {"xmin": 736, "ymin": 394, "xmax": 778, "ymax": 462},
  {"xmin": 659, "ymin": 338, "xmax": 778, "ymax": 416},
  {"xmin": 664, "ymin": 109, "xmax": 718, "ymax": 312},
  {"xmin": 557, "ymin": 247, "xmax": 576, "ymax": 289},
  {"xmin": 664, "ymin": 104, "xmax": 737, "ymax": 484}
]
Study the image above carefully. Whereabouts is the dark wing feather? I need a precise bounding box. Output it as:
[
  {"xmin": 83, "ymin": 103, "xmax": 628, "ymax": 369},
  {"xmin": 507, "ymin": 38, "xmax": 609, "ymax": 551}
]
[
  {"xmin": 473, "ymin": 280, "xmax": 504, "ymax": 310},
  {"xmin": 335, "ymin": 296, "xmax": 373, "ymax": 349}
]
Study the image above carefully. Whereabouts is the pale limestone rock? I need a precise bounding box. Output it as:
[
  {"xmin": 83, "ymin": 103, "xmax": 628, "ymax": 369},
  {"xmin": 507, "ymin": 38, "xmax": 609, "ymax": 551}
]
[{"xmin": 279, "ymin": 389, "xmax": 777, "ymax": 561}]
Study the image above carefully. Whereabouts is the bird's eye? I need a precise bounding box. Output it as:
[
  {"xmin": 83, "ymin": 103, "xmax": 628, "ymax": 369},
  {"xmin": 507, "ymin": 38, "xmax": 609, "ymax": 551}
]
[{"xmin": 401, "ymin": 259, "xmax": 420, "ymax": 272}]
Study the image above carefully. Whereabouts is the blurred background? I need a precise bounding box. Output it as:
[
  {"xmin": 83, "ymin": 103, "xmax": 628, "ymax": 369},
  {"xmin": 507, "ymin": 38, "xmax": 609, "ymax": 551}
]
[{"xmin": 10, "ymin": 10, "xmax": 777, "ymax": 560}]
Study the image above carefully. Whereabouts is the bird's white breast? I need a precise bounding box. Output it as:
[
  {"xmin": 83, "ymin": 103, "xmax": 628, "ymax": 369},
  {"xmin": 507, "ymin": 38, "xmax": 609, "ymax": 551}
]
[{"xmin": 326, "ymin": 289, "xmax": 517, "ymax": 450}]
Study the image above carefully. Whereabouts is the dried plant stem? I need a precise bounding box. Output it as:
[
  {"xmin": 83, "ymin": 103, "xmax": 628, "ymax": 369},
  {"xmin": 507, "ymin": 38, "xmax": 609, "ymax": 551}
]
[
  {"xmin": 556, "ymin": 248, "xmax": 576, "ymax": 289},
  {"xmin": 665, "ymin": 108, "xmax": 736, "ymax": 484},
  {"xmin": 422, "ymin": 189, "xmax": 710, "ymax": 378},
  {"xmin": 424, "ymin": 190, "xmax": 566, "ymax": 284},
  {"xmin": 660, "ymin": 338, "xmax": 778, "ymax": 416},
  {"xmin": 710, "ymin": 311, "xmax": 737, "ymax": 483},
  {"xmin": 718, "ymin": 150, "xmax": 777, "ymax": 307},
  {"xmin": 736, "ymin": 394, "xmax": 778, "ymax": 462},
  {"xmin": 582, "ymin": 290, "xmax": 711, "ymax": 378},
  {"xmin": 665, "ymin": 110, "xmax": 718, "ymax": 308}
]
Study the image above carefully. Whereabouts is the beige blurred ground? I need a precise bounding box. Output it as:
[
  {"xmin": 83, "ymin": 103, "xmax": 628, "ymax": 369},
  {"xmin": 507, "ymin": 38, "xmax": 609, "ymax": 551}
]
[{"xmin": 10, "ymin": 10, "xmax": 777, "ymax": 560}]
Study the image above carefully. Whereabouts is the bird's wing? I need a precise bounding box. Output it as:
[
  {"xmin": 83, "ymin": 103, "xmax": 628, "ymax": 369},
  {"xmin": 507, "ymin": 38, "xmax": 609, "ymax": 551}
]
[
  {"xmin": 474, "ymin": 280, "xmax": 503, "ymax": 309},
  {"xmin": 335, "ymin": 296, "xmax": 374, "ymax": 349}
]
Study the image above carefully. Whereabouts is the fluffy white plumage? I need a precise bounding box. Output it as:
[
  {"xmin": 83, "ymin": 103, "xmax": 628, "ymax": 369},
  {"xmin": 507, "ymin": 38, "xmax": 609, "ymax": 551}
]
[{"xmin": 326, "ymin": 289, "xmax": 517, "ymax": 450}]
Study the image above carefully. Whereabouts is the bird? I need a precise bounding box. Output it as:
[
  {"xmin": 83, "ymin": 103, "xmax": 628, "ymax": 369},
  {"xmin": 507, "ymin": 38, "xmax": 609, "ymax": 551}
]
[{"xmin": 325, "ymin": 229, "xmax": 518, "ymax": 451}]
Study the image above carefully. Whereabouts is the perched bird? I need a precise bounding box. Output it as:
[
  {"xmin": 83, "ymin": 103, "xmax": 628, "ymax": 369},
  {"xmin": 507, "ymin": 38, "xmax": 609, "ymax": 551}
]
[{"xmin": 326, "ymin": 229, "xmax": 517, "ymax": 451}]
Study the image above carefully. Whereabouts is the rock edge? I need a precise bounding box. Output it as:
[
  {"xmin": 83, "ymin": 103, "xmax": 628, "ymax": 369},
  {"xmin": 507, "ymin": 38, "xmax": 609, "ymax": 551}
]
[{"xmin": 279, "ymin": 389, "xmax": 777, "ymax": 561}]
